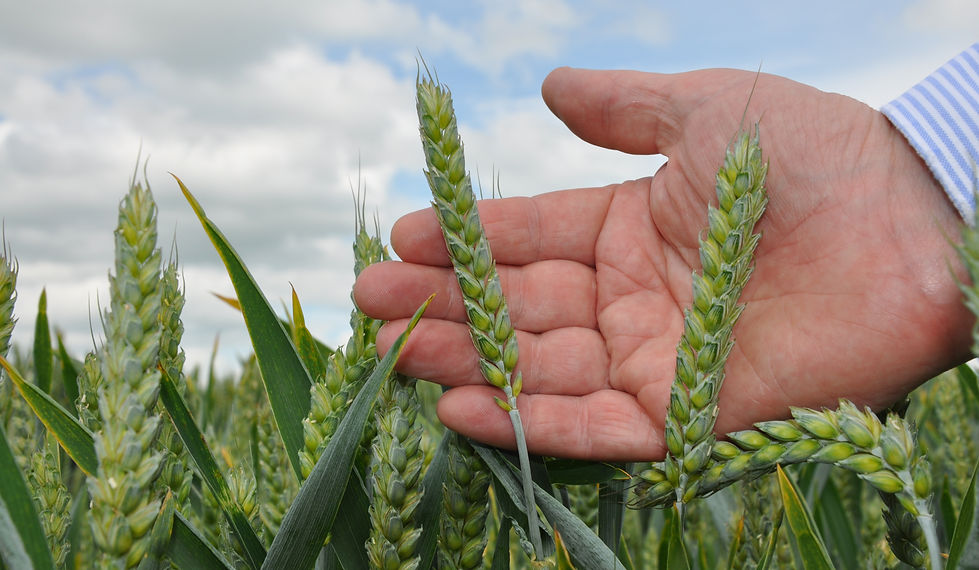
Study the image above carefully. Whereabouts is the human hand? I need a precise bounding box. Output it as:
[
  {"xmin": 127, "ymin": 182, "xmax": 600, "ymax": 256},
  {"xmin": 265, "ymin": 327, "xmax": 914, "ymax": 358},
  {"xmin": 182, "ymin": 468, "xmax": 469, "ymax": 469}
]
[{"xmin": 353, "ymin": 67, "xmax": 972, "ymax": 461}]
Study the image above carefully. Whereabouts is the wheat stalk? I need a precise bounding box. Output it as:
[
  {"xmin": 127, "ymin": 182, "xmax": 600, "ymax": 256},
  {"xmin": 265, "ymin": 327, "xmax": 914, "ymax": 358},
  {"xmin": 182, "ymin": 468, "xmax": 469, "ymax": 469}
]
[{"xmin": 416, "ymin": 66, "xmax": 542, "ymax": 558}]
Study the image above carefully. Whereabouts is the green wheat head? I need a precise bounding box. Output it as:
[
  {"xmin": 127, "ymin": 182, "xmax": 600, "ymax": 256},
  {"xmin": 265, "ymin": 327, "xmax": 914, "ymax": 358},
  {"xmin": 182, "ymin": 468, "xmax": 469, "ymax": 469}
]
[
  {"xmin": 662, "ymin": 126, "xmax": 768, "ymax": 511},
  {"xmin": 87, "ymin": 178, "xmax": 166, "ymax": 568}
]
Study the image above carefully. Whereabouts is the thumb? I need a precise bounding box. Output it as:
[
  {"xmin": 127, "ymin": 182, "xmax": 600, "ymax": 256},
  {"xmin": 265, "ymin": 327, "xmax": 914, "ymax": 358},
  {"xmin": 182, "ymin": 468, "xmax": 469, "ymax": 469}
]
[{"xmin": 541, "ymin": 66, "xmax": 752, "ymax": 156}]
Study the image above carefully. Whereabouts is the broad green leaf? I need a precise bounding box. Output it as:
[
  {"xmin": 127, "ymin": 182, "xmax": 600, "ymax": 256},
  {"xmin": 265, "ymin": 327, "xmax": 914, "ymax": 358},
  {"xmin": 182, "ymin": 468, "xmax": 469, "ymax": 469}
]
[
  {"xmin": 776, "ymin": 465, "xmax": 834, "ymax": 570},
  {"xmin": 290, "ymin": 287, "xmax": 327, "ymax": 381},
  {"xmin": 159, "ymin": 368, "xmax": 266, "ymax": 569},
  {"xmin": 813, "ymin": 476, "xmax": 858, "ymax": 569},
  {"xmin": 944, "ymin": 477, "xmax": 959, "ymax": 541},
  {"xmin": 0, "ymin": 423, "xmax": 56, "ymax": 569},
  {"xmin": 55, "ymin": 333, "xmax": 79, "ymax": 415},
  {"xmin": 755, "ymin": 510, "xmax": 784, "ymax": 570},
  {"xmin": 544, "ymin": 459, "xmax": 623, "ymax": 485},
  {"xmin": 948, "ymin": 456, "xmax": 979, "ymax": 570},
  {"xmin": 598, "ymin": 463, "xmax": 630, "ymax": 556},
  {"xmin": 320, "ymin": 478, "xmax": 370, "ymax": 570},
  {"xmin": 32, "ymin": 288, "xmax": 52, "ymax": 395},
  {"xmin": 956, "ymin": 363, "xmax": 979, "ymax": 410},
  {"xmin": 615, "ymin": 539, "xmax": 635, "ymax": 570},
  {"xmin": 490, "ymin": 516, "xmax": 512, "ymax": 570},
  {"xmin": 262, "ymin": 296, "xmax": 431, "ymax": 570},
  {"xmin": 554, "ymin": 531, "xmax": 576, "ymax": 569},
  {"xmin": 176, "ymin": 175, "xmax": 311, "ymax": 478},
  {"xmin": 167, "ymin": 512, "xmax": 235, "ymax": 570},
  {"xmin": 0, "ymin": 354, "xmax": 96, "ymax": 476}
]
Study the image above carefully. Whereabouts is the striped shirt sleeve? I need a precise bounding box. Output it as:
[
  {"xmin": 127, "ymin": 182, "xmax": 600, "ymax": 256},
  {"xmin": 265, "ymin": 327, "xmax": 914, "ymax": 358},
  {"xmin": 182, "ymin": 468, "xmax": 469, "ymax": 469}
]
[{"xmin": 880, "ymin": 43, "xmax": 979, "ymax": 223}]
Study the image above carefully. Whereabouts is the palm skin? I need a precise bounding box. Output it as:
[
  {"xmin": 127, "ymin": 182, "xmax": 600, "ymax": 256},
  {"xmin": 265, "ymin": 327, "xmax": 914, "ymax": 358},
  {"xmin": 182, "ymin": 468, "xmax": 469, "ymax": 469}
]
[{"xmin": 353, "ymin": 67, "xmax": 973, "ymax": 461}]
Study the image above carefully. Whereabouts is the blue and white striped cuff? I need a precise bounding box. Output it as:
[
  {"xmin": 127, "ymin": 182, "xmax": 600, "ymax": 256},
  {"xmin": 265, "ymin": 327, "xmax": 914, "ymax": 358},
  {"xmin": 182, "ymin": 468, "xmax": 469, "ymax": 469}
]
[{"xmin": 880, "ymin": 43, "xmax": 979, "ymax": 223}]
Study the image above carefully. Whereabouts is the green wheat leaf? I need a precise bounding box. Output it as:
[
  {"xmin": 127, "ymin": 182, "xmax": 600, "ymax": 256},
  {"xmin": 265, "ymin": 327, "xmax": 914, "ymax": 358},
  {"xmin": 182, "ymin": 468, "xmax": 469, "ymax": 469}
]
[
  {"xmin": 665, "ymin": 508, "xmax": 692, "ymax": 570},
  {"xmin": 166, "ymin": 512, "xmax": 235, "ymax": 570},
  {"xmin": 262, "ymin": 295, "xmax": 432, "ymax": 570},
  {"xmin": 776, "ymin": 465, "xmax": 834, "ymax": 570},
  {"xmin": 159, "ymin": 368, "xmax": 267, "ymax": 569},
  {"xmin": 490, "ymin": 516, "xmax": 512, "ymax": 570},
  {"xmin": 597, "ymin": 465, "xmax": 630, "ymax": 556},
  {"xmin": 814, "ymin": 477, "xmax": 858, "ymax": 569},
  {"xmin": 321, "ymin": 482, "xmax": 370, "ymax": 570},
  {"xmin": 290, "ymin": 287, "xmax": 328, "ymax": 381},
  {"xmin": 55, "ymin": 333, "xmax": 80, "ymax": 416},
  {"xmin": 956, "ymin": 363, "xmax": 979, "ymax": 410},
  {"xmin": 545, "ymin": 459, "xmax": 624, "ymax": 486},
  {"xmin": 948, "ymin": 457, "xmax": 979, "ymax": 570},
  {"xmin": 0, "ymin": 354, "xmax": 96, "ymax": 476},
  {"xmin": 176, "ymin": 174, "xmax": 311, "ymax": 478},
  {"xmin": 32, "ymin": 288, "xmax": 52, "ymax": 395}
]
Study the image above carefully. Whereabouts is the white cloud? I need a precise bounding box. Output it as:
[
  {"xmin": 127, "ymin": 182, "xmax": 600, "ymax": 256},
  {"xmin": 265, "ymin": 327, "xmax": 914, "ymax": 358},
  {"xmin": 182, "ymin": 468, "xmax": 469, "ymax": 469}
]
[
  {"xmin": 4, "ymin": 0, "xmax": 974, "ymax": 379},
  {"xmin": 902, "ymin": 0, "xmax": 979, "ymax": 33}
]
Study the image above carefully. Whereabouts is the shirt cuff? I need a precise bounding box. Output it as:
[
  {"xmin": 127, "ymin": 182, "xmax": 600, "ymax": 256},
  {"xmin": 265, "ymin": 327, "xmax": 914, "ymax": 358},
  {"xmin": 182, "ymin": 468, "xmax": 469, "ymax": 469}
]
[{"xmin": 880, "ymin": 43, "xmax": 979, "ymax": 223}]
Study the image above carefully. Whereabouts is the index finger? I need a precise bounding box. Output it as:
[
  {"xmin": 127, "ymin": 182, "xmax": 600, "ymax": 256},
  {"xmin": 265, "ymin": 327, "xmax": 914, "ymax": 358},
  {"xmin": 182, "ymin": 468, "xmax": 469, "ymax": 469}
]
[{"xmin": 391, "ymin": 184, "xmax": 620, "ymax": 267}]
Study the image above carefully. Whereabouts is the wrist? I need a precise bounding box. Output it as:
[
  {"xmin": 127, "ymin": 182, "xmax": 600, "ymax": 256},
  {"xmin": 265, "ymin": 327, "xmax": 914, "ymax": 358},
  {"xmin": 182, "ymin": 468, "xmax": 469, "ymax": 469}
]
[{"xmin": 882, "ymin": 115, "xmax": 974, "ymax": 376}]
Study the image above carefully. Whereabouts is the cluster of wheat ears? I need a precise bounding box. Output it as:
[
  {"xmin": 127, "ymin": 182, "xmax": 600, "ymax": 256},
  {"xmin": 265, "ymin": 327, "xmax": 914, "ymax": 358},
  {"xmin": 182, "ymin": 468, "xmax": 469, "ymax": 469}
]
[{"xmin": 2, "ymin": 68, "xmax": 979, "ymax": 569}]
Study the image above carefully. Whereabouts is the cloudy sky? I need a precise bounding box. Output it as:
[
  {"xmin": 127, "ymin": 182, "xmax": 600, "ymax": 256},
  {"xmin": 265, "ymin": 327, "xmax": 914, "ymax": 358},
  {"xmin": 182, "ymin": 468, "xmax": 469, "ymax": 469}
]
[{"xmin": 2, "ymin": 0, "xmax": 977, "ymax": 376}]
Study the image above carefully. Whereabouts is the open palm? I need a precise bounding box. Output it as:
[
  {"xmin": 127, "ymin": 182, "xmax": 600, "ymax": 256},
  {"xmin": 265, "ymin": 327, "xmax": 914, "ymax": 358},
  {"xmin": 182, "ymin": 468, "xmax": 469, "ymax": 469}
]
[{"xmin": 353, "ymin": 67, "xmax": 971, "ymax": 461}]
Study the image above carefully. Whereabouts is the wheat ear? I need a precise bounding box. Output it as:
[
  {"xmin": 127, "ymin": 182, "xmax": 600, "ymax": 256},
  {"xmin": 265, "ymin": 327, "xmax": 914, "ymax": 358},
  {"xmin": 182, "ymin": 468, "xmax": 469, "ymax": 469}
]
[
  {"xmin": 439, "ymin": 432, "xmax": 491, "ymax": 569},
  {"xmin": 663, "ymin": 126, "xmax": 768, "ymax": 519},
  {"xmin": 367, "ymin": 374, "xmax": 425, "ymax": 569},
  {"xmin": 0, "ymin": 237, "xmax": 17, "ymax": 422},
  {"xmin": 87, "ymin": 178, "xmax": 165, "ymax": 568},
  {"xmin": 299, "ymin": 199, "xmax": 385, "ymax": 480},
  {"xmin": 415, "ymin": 68, "xmax": 542, "ymax": 557},
  {"xmin": 156, "ymin": 260, "xmax": 194, "ymax": 507},
  {"xmin": 636, "ymin": 400, "xmax": 938, "ymax": 566}
]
